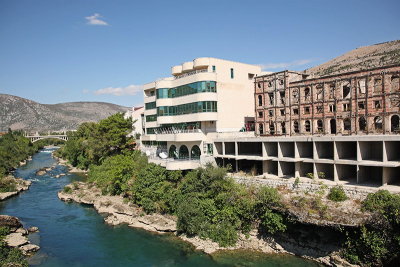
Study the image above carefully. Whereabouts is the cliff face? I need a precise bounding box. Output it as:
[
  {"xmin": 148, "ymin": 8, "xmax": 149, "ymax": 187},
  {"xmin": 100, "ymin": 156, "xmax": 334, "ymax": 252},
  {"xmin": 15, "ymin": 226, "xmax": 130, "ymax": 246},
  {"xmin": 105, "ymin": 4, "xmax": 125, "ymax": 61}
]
[
  {"xmin": 306, "ymin": 40, "xmax": 400, "ymax": 77},
  {"xmin": 0, "ymin": 94, "xmax": 129, "ymax": 131}
]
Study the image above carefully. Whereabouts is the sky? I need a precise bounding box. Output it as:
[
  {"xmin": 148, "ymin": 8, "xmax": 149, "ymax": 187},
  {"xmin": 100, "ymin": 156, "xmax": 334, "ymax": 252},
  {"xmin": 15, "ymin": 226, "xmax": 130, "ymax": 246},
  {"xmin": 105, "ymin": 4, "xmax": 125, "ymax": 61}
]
[{"xmin": 0, "ymin": 0, "xmax": 399, "ymax": 107}]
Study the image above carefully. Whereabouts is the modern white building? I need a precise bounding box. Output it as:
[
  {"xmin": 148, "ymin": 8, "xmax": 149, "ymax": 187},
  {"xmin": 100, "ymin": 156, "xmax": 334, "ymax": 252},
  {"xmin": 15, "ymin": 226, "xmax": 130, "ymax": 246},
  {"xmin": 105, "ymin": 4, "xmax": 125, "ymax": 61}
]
[{"xmin": 141, "ymin": 57, "xmax": 262, "ymax": 170}]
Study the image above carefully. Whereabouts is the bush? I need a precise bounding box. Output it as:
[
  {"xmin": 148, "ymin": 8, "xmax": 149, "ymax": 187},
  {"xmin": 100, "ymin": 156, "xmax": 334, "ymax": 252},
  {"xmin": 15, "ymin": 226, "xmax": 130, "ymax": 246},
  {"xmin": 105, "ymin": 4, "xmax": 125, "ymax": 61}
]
[
  {"xmin": 0, "ymin": 177, "xmax": 17, "ymax": 193},
  {"xmin": 327, "ymin": 186, "xmax": 348, "ymax": 202},
  {"xmin": 63, "ymin": 186, "xmax": 72, "ymax": 193}
]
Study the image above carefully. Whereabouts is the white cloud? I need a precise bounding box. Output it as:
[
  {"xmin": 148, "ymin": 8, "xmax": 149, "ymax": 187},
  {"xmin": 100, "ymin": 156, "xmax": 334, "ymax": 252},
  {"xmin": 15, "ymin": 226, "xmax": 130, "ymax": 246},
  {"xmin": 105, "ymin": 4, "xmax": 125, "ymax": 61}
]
[
  {"xmin": 260, "ymin": 59, "xmax": 314, "ymax": 70},
  {"xmin": 93, "ymin": 84, "xmax": 143, "ymax": 96},
  {"xmin": 85, "ymin": 13, "xmax": 109, "ymax": 26}
]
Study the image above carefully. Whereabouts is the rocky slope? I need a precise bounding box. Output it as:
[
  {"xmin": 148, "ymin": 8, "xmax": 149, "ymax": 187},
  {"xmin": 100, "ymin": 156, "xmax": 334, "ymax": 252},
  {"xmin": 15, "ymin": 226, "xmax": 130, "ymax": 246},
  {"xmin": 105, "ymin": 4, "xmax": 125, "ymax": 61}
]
[
  {"xmin": 0, "ymin": 94, "xmax": 129, "ymax": 131},
  {"xmin": 306, "ymin": 40, "xmax": 400, "ymax": 77}
]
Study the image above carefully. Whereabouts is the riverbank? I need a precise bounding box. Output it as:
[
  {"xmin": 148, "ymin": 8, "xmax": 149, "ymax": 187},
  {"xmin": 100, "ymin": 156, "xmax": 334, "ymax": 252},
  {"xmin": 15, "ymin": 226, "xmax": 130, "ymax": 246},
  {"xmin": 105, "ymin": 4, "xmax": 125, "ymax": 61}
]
[
  {"xmin": 0, "ymin": 215, "xmax": 40, "ymax": 255},
  {"xmin": 58, "ymin": 181, "xmax": 357, "ymax": 266},
  {"xmin": 0, "ymin": 176, "xmax": 32, "ymax": 201}
]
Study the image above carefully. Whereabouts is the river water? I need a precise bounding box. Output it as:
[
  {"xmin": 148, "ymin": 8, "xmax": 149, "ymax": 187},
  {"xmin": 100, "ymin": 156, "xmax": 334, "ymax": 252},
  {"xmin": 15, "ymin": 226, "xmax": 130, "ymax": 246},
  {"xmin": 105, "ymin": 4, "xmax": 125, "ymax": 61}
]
[{"xmin": 0, "ymin": 149, "xmax": 320, "ymax": 267}]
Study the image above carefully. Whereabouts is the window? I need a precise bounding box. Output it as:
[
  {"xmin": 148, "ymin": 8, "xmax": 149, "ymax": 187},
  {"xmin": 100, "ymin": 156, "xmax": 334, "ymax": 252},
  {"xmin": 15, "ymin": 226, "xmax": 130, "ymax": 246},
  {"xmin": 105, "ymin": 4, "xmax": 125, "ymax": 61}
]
[
  {"xmin": 191, "ymin": 145, "xmax": 201, "ymax": 159},
  {"xmin": 279, "ymin": 79, "xmax": 284, "ymax": 85},
  {"xmin": 374, "ymin": 78, "xmax": 382, "ymax": 93},
  {"xmin": 329, "ymin": 83, "xmax": 335, "ymax": 99},
  {"xmin": 269, "ymin": 93, "xmax": 274, "ymax": 105},
  {"xmin": 293, "ymin": 108, "xmax": 299, "ymax": 115},
  {"xmin": 281, "ymin": 122, "xmax": 286, "ymax": 134},
  {"xmin": 317, "ymin": 120, "xmax": 323, "ymax": 133},
  {"xmin": 230, "ymin": 68, "xmax": 234, "ymax": 79},
  {"xmin": 343, "ymin": 103, "xmax": 350, "ymax": 112},
  {"xmin": 268, "ymin": 81, "xmax": 272, "ymax": 87},
  {"xmin": 358, "ymin": 101, "xmax": 365, "ymax": 109},
  {"xmin": 257, "ymin": 82, "xmax": 262, "ymax": 89},
  {"xmin": 316, "ymin": 85, "xmax": 323, "ymax": 100},
  {"xmin": 259, "ymin": 123, "xmax": 264, "ymax": 134},
  {"xmin": 305, "ymin": 120, "xmax": 311, "ymax": 132},
  {"xmin": 258, "ymin": 95, "xmax": 263, "ymax": 106},
  {"xmin": 269, "ymin": 123, "xmax": 275, "ymax": 135},
  {"xmin": 391, "ymin": 75, "xmax": 400, "ymax": 92},
  {"xmin": 342, "ymin": 81, "xmax": 351, "ymax": 99},
  {"xmin": 316, "ymin": 106, "xmax": 323, "ymax": 113},
  {"xmin": 292, "ymin": 89, "xmax": 299, "ymax": 103},
  {"xmin": 258, "ymin": 111, "xmax": 263, "ymax": 118},
  {"xmin": 358, "ymin": 79, "xmax": 366, "ymax": 94},
  {"xmin": 248, "ymin": 73, "xmax": 255, "ymax": 80},
  {"xmin": 293, "ymin": 121, "xmax": 299, "ymax": 133},
  {"xmin": 280, "ymin": 109, "xmax": 285, "ymax": 116},
  {"xmin": 359, "ymin": 117, "xmax": 367, "ymax": 131},
  {"xmin": 268, "ymin": 110, "xmax": 274, "ymax": 117},
  {"xmin": 344, "ymin": 118, "xmax": 351, "ymax": 131},
  {"xmin": 145, "ymin": 101, "xmax": 156, "ymax": 110},
  {"xmin": 207, "ymin": 144, "xmax": 213, "ymax": 155},
  {"xmin": 279, "ymin": 91, "xmax": 285, "ymax": 104},
  {"xmin": 374, "ymin": 100, "xmax": 382, "ymax": 108},
  {"xmin": 179, "ymin": 145, "xmax": 189, "ymax": 159},
  {"xmin": 157, "ymin": 101, "xmax": 217, "ymax": 116},
  {"xmin": 329, "ymin": 104, "xmax": 336, "ymax": 112},
  {"xmin": 145, "ymin": 114, "xmax": 157, "ymax": 122},
  {"xmin": 150, "ymin": 90, "xmax": 155, "ymax": 96},
  {"xmin": 156, "ymin": 81, "xmax": 217, "ymax": 99},
  {"xmin": 304, "ymin": 106, "xmax": 310, "ymax": 114},
  {"xmin": 304, "ymin": 87, "xmax": 311, "ymax": 101},
  {"xmin": 374, "ymin": 116, "xmax": 383, "ymax": 130},
  {"xmin": 212, "ymin": 65, "xmax": 216, "ymax": 72}
]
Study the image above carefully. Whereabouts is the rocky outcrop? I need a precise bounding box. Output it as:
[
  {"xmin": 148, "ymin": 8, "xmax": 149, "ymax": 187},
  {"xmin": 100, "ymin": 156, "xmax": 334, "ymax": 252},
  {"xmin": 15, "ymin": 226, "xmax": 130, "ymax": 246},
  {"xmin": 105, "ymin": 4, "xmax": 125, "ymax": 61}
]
[
  {"xmin": 0, "ymin": 177, "xmax": 32, "ymax": 201},
  {"xmin": 0, "ymin": 215, "xmax": 40, "ymax": 255}
]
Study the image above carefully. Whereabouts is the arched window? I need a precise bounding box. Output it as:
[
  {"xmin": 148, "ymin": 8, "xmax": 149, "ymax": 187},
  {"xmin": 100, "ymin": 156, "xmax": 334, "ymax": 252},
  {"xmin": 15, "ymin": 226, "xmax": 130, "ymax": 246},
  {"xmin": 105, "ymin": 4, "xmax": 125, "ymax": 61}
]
[
  {"xmin": 391, "ymin": 115, "xmax": 400, "ymax": 132},
  {"xmin": 317, "ymin": 120, "xmax": 323, "ymax": 133},
  {"xmin": 304, "ymin": 87, "xmax": 310, "ymax": 101},
  {"xmin": 190, "ymin": 145, "xmax": 201, "ymax": 159},
  {"xmin": 391, "ymin": 76, "xmax": 400, "ymax": 92},
  {"xmin": 259, "ymin": 123, "xmax": 264, "ymax": 135},
  {"xmin": 374, "ymin": 116, "xmax": 383, "ymax": 130},
  {"xmin": 305, "ymin": 120, "xmax": 311, "ymax": 132},
  {"xmin": 344, "ymin": 118, "xmax": 351, "ymax": 131},
  {"xmin": 293, "ymin": 121, "xmax": 299, "ymax": 133},
  {"xmin": 359, "ymin": 117, "xmax": 367, "ymax": 131},
  {"xmin": 330, "ymin": 119, "xmax": 336, "ymax": 134},
  {"xmin": 179, "ymin": 145, "xmax": 189, "ymax": 159},
  {"xmin": 168, "ymin": 145, "xmax": 177, "ymax": 159},
  {"xmin": 258, "ymin": 95, "xmax": 263, "ymax": 106}
]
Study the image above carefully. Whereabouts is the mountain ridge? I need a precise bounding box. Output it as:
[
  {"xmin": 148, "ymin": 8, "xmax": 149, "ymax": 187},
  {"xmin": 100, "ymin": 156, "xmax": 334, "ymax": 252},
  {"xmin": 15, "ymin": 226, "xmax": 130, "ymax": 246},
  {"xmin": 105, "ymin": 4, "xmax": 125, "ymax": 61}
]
[{"xmin": 0, "ymin": 94, "xmax": 129, "ymax": 132}]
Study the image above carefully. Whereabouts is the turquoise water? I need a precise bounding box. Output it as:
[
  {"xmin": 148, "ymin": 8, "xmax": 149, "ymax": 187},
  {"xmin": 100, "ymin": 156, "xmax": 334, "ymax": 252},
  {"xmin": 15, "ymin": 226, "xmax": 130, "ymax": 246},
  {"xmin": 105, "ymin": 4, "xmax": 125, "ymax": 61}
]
[{"xmin": 0, "ymin": 149, "xmax": 320, "ymax": 267}]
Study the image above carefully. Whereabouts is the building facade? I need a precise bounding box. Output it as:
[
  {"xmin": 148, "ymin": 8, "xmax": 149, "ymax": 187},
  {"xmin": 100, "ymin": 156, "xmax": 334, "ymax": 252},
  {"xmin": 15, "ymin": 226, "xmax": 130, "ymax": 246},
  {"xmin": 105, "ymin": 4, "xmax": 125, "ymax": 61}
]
[
  {"xmin": 255, "ymin": 65, "xmax": 400, "ymax": 136},
  {"xmin": 141, "ymin": 57, "xmax": 262, "ymax": 170}
]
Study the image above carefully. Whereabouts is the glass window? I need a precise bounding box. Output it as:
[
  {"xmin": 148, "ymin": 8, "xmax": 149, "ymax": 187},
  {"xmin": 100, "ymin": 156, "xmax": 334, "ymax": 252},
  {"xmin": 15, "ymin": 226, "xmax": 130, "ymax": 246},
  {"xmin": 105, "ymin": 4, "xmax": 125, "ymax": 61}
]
[
  {"xmin": 145, "ymin": 102, "xmax": 156, "ymax": 110},
  {"xmin": 230, "ymin": 68, "xmax": 234, "ymax": 79}
]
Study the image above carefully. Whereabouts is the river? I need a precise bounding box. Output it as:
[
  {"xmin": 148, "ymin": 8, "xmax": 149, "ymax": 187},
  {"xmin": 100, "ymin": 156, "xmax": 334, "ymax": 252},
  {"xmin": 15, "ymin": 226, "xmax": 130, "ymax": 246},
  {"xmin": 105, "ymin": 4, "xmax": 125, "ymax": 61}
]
[{"xmin": 0, "ymin": 149, "xmax": 320, "ymax": 267}]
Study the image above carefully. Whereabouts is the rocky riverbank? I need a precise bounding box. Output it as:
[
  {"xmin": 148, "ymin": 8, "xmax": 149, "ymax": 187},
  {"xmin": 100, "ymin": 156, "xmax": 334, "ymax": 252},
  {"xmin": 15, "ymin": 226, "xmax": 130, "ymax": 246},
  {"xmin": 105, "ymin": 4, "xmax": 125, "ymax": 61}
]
[
  {"xmin": 0, "ymin": 176, "xmax": 32, "ymax": 201},
  {"xmin": 58, "ymin": 181, "xmax": 357, "ymax": 266},
  {"xmin": 0, "ymin": 215, "xmax": 40, "ymax": 255}
]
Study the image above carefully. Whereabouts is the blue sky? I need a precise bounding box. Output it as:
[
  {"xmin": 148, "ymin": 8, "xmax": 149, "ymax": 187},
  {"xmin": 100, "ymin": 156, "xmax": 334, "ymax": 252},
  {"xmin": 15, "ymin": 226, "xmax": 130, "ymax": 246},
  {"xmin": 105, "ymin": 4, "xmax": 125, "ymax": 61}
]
[{"xmin": 0, "ymin": 0, "xmax": 399, "ymax": 107}]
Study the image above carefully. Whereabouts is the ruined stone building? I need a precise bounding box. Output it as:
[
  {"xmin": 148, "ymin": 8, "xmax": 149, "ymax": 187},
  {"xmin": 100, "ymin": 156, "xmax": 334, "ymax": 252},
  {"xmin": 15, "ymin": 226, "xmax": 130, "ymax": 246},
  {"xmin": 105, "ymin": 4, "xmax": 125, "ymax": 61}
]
[{"xmin": 255, "ymin": 65, "xmax": 400, "ymax": 136}]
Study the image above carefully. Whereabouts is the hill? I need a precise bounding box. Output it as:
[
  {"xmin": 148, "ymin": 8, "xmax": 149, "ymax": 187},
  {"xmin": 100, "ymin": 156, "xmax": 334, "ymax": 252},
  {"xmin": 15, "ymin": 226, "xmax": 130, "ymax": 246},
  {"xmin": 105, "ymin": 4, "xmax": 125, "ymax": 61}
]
[
  {"xmin": 0, "ymin": 94, "xmax": 129, "ymax": 132},
  {"xmin": 306, "ymin": 40, "xmax": 400, "ymax": 77}
]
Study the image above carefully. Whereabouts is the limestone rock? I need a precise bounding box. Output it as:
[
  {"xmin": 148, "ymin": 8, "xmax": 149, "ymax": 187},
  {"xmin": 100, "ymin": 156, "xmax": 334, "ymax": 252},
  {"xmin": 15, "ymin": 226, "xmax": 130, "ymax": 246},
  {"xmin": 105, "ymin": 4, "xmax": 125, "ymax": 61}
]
[
  {"xmin": 5, "ymin": 233, "xmax": 28, "ymax": 247},
  {"xmin": 20, "ymin": 244, "xmax": 40, "ymax": 254},
  {"xmin": 0, "ymin": 215, "xmax": 23, "ymax": 230},
  {"xmin": 15, "ymin": 228, "xmax": 28, "ymax": 235},
  {"xmin": 28, "ymin": 226, "xmax": 39, "ymax": 233}
]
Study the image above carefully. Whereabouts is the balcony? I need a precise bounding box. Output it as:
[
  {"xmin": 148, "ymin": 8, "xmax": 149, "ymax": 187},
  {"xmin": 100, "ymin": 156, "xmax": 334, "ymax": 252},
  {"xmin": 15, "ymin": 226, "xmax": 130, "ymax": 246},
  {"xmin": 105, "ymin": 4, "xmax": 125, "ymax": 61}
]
[
  {"xmin": 154, "ymin": 128, "xmax": 205, "ymax": 142},
  {"xmin": 174, "ymin": 69, "xmax": 209, "ymax": 80},
  {"xmin": 193, "ymin": 58, "xmax": 210, "ymax": 69},
  {"xmin": 149, "ymin": 158, "xmax": 201, "ymax": 170}
]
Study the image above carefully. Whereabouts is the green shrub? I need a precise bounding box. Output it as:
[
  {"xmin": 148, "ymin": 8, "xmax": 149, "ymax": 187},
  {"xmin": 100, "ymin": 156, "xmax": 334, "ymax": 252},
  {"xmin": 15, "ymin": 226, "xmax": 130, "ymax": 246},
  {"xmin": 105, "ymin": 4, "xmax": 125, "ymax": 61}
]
[
  {"xmin": 327, "ymin": 186, "xmax": 348, "ymax": 202},
  {"xmin": 0, "ymin": 177, "xmax": 17, "ymax": 193},
  {"xmin": 63, "ymin": 186, "xmax": 72, "ymax": 194},
  {"xmin": 362, "ymin": 190, "xmax": 394, "ymax": 212}
]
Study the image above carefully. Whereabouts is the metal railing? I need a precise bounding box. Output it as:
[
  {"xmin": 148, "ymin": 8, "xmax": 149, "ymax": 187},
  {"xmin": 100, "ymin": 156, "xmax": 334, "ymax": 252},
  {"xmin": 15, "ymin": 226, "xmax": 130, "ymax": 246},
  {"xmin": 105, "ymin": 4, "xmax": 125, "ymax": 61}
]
[
  {"xmin": 175, "ymin": 69, "xmax": 209, "ymax": 79},
  {"xmin": 154, "ymin": 127, "xmax": 202, "ymax": 135}
]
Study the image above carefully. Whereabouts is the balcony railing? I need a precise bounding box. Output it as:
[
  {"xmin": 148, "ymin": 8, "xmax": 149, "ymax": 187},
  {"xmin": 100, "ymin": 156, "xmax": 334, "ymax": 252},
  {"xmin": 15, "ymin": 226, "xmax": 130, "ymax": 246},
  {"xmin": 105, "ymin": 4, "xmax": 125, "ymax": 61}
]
[
  {"xmin": 175, "ymin": 69, "xmax": 209, "ymax": 79},
  {"xmin": 154, "ymin": 127, "xmax": 202, "ymax": 135}
]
